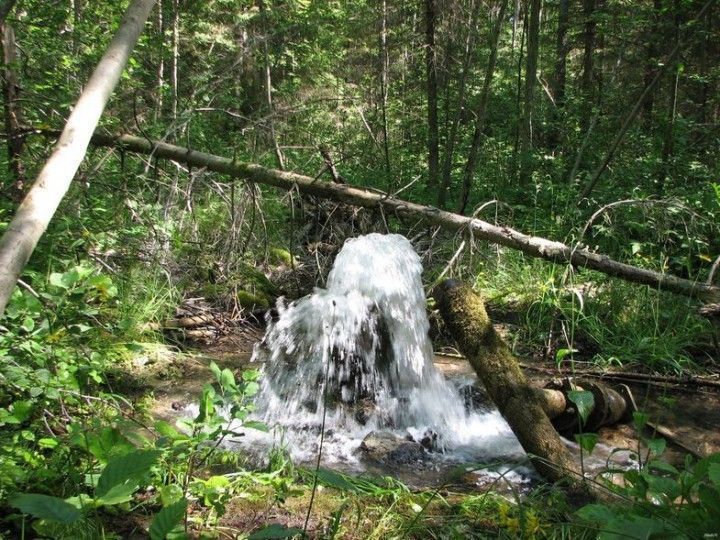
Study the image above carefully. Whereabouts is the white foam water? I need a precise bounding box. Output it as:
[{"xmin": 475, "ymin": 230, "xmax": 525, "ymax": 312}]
[{"xmin": 235, "ymin": 233, "xmax": 524, "ymax": 469}]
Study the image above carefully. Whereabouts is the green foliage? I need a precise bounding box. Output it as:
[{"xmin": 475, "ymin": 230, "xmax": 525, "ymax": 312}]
[
  {"xmin": 10, "ymin": 494, "xmax": 82, "ymax": 525},
  {"xmin": 248, "ymin": 523, "xmax": 303, "ymax": 539},
  {"xmin": 149, "ymin": 498, "xmax": 188, "ymax": 540},
  {"xmin": 577, "ymin": 452, "xmax": 720, "ymax": 539},
  {"xmin": 567, "ymin": 390, "xmax": 595, "ymax": 428}
]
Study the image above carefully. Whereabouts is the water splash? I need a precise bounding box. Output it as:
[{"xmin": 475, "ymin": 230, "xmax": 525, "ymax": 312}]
[{"xmin": 246, "ymin": 233, "xmax": 523, "ymax": 466}]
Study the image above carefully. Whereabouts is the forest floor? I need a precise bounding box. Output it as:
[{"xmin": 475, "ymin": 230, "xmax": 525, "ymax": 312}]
[
  {"xmin": 92, "ymin": 318, "xmax": 720, "ymax": 537},
  {"xmin": 137, "ymin": 322, "xmax": 720, "ymax": 479}
]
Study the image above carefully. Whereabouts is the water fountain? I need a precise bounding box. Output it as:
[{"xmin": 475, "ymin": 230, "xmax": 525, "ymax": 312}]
[{"xmin": 245, "ymin": 233, "xmax": 526, "ymax": 477}]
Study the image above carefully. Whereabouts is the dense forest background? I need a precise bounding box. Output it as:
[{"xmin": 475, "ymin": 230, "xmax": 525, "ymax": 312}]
[{"xmin": 1, "ymin": 0, "xmax": 720, "ymax": 537}]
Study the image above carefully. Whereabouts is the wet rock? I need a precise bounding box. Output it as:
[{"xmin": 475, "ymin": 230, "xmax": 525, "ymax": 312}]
[
  {"xmin": 418, "ymin": 429, "xmax": 438, "ymax": 451},
  {"xmin": 360, "ymin": 431, "xmax": 428, "ymax": 465}
]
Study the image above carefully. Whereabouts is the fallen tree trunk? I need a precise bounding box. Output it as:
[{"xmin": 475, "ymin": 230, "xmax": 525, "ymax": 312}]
[
  {"xmin": 0, "ymin": 0, "xmax": 156, "ymax": 317},
  {"xmin": 83, "ymin": 134, "xmax": 720, "ymax": 301},
  {"xmin": 20, "ymin": 128, "xmax": 720, "ymax": 306},
  {"xmin": 433, "ymin": 279, "xmax": 586, "ymax": 487},
  {"xmin": 140, "ymin": 314, "xmax": 215, "ymax": 332}
]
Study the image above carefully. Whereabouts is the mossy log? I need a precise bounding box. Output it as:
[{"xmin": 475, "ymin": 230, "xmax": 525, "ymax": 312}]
[{"xmin": 434, "ymin": 279, "xmax": 582, "ymax": 485}]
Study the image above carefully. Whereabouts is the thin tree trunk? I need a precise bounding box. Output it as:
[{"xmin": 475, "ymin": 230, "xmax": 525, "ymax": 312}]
[
  {"xmin": 548, "ymin": 0, "xmax": 569, "ymax": 149},
  {"xmin": 438, "ymin": 0, "xmax": 480, "ymax": 209},
  {"xmin": 0, "ymin": 0, "xmax": 157, "ymax": 318},
  {"xmin": 163, "ymin": 0, "xmax": 179, "ymax": 222},
  {"xmin": 155, "ymin": 0, "xmax": 164, "ymax": 120},
  {"xmin": 171, "ymin": 0, "xmax": 179, "ymax": 130},
  {"xmin": 513, "ymin": 4, "xmax": 526, "ymax": 157},
  {"xmin": 510, "ymin": 0, "xmax": 520, "ymax": 60},
  {"xmin": 1, "ymin": 20, "xmax": 25, "ymax": 201},
  {"xmin": 49, "ymin": 129, "xmax": 720, "ymax": 304},
  {"xmin": 642, "ymin": 0, "xmax": 662, "ymax": 121},
  {"xmin": 658, "ymin": 3, "xmax": 681, "ymax": 191},
  {"xmin": 425, "ymin": 0, "xmax": 439, "ymax": 190},
  {"xmin": 577, "ymin": 0, "xmax": 714, "ymax": 202},
  {"xmin": 518, "ymin": 0, "xmax": 541, "ymax": 185},
  {"xmin": 259, "ymin": 0, "xmax": 285, "ymax": 170},
  {"xmin": 581, "ymin": 0, "xmax": 596, "ymax": 97},
  {"xmin": 457, "ymin": 0, "xmax": 508, "ymax": 214},
  {"xmin": 379, "ymin": 0, "xmax": 391, "ymax": 179}
]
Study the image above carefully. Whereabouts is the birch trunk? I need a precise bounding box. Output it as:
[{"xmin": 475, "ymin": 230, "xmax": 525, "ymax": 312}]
[{"xmin": 0, "ymin": 0, "xmax": 156, "ymax": 317}]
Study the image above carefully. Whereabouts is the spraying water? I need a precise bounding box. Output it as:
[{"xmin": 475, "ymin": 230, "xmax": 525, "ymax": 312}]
[{"xmin": 246, "ymin": 233, "xmax": 524, "ymax": 468}]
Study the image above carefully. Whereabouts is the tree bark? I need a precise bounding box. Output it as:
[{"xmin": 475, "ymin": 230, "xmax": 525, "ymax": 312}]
[
  {"xmin": 642, "ymin": 0, "xmax": 662, "ymax": 121},
  {"xmin": 581, "ymin": 0, "xmax": 596, "ymax": 96},
  {"xmin": 154, "ymin": 0, "xmax": 164, "ymax": 120},
  {"xmin": 0, "ymin": 0, "xmax": 156, "ymax": 318},
  {"xmin": 438, "ymin": 0, "xmax": 481, "ymax": 209},
  {"xmin": 658, "ymin": 3, "xmax": 681, "ymax": 191},
  {"xmin": 518, "ymin": 0, "xmax": 541, "ymax": 185},
  {"xmin": 425, "ymin": 0, "xmax": 439, "ymax": 190},
  {"xmin": 379, "ymin": 0, "xmax": 391, "ymax": 179},
  {"xmin": 259, "ymin": 0, "xmax": 285, "ymax": 170},
  {"xmin": 36, "ymin": 128, "xmax": 720, "ymax": 304},
  {"xmin": 1, "ymin": 20, "xmax": 25, "ymax": 201},
  {"xmin": 457, "ymin": 0, "xmax": 508, "ymax": 214},
  {"xmin": 548, "ymin": 0, "xmax": 569, "ymax": 149},
  {"xmin": 433, "ymin": 280, "xmax": 583, "ymax": 485}
]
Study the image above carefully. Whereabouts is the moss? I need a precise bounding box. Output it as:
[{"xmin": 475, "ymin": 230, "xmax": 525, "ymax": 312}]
[
  {"xmin": 236, "ymin": 289, "xmax": 270, "ymax": 310},
  {"xmin": 237, "ymin": 262, "xmax": 278, "ymax": 295},
  {"xmin": 435, "ymin": 279, "xmax": 584, "ymax": 486},
  {"xmin": 268, "ymin": 246, "xmax": 297, "ymax": 267}
]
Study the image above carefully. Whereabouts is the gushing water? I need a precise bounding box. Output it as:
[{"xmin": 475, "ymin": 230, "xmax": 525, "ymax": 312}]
[{"xmin": 246, "ymin": 234, "xmax": 523, "ymax": 468}]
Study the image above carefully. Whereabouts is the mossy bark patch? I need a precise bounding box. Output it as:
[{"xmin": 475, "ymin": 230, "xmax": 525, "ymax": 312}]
[{"xmin": 434, "ymin": 279, "xmax": 582, "ymax": 485}]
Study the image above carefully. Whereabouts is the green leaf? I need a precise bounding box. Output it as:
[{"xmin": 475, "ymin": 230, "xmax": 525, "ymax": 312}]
[
  {"xmin": 159, "ymin": 484, "xmax": 184, "ymax": 507},
  {"xmin": 149, "ymin": 498, "xmax": 187, "ymax": 540},
  {"xmin": 21, "ymin": 316, "xmax": 35, "ymax": 332},
  {"xmin": 11, "ymin": 494, "xmax": 82, "ymax": 524},
  {"xmin": 49, "ymin": 272, "xmax": 69, "ymax": 289},
  {"xmin": 95, "ymin": 449, "xmax": 159, "ymax": 499},
  {"xmin": 243, "ymin": 420, "xmax": 269, "ymax": 432},
  {"xmin": 242, "ymin": 369, "xmax": 261, "ymax": 382},
  {"xmin": 220, "ymin": 368, "xmax": 236, "ymax": 390},
  {"xmin": 10, "ymin": 400, "xmax": 32, "ymax": 423},
  {"xmin": 600, "ymin": 514, "xmax": 669, "ymax": 540},
  {"xmin": 244, "ymin": 381, "xmax": 260, "ymax": 397},
  {"xmin": 574, "ymin": 432, "xmax": 599, "ymax": 455},
  {"xmin": 575, "ymin": 503, "xmax": 614, "ymax": 523},
  {"xmin": 646, "ymin": 437, "xmax": 666, "ymax": 457},
  {"xmin": 196, "ymin": 385, "xmax": 215, "ymax": 423},
  {"xmin": 567, "ymin": 390, "xmax": 594, "ymax": 427},
  {"xmin": 209, "ymin": 361, "xmax": 222, "ymax": 382},
  {"xmin": 38, "ymin": 437, "xmax": 59, "ymax": 449},
  {"xmin": 698, "ymin": 484, "xmax": 720, "ymax": 512},
  {"xmin": 632, "ymin": 411, "xmax": 649, "ymax": 432},
  {"xmin": 312, "ymin": 469, "xmax": 361, "ymax": 493},
  {"xmin": 646, "ymin": 460, "xmax": 678, "ymax": 475},
  {"xmin": 709, "ymin": 463, "xmax": 720, "ymax": 487},
  {"xmin": 554, "ymin": 348, "xmax": 577, "ymax": 363},
  {"xmin": 249, "ymin": 523, "xmax": 303, "ymax": 539},
  {"xmin": 155, "ymin": 421, "xmax": 185, "ymax": 440},
  {"xmin": 95, "ymin": 482, "xmax": 137, "ymax": 506}
]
